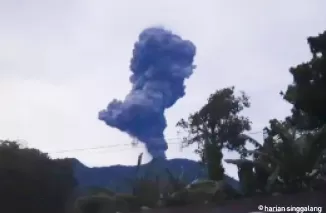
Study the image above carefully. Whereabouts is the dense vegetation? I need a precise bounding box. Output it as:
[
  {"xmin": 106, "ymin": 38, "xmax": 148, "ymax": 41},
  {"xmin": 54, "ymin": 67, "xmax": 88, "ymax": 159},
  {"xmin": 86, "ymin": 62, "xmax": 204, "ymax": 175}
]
[
  {"xmin": 0, "ymin": 30, "xmax": 325, "ymax": 213},
  {"xmin": 0, "ymin": 141, "xmax": 77, "ymax": 213}
]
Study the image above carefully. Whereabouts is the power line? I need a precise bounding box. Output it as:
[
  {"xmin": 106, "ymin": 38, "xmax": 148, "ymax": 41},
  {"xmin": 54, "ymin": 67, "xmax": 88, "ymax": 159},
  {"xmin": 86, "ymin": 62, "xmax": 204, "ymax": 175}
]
[
  {"xmin": 49, "ymin": 142, "xmax": 181, "ymax": 154},
  {"xmin": 48, "ymin": 138, "xmax": 181, "ymax": 154},
  {"xmin": 91, "ymin": 142, "xmax": 184, "ymax": 154},
  {"xmin": 47, "ymin": 130, "xmax": 264, "ymax": 154},
  {"xmin": 246, "ymin": 130, "xmax": 263, "ymax": 135}
]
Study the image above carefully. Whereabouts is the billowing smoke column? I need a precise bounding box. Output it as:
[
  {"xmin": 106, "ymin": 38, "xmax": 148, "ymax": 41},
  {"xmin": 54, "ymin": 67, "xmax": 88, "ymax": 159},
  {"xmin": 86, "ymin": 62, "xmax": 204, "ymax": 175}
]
[{"xmin": 98, "ymin": 27, "xmax": 196, "ymax": 159}]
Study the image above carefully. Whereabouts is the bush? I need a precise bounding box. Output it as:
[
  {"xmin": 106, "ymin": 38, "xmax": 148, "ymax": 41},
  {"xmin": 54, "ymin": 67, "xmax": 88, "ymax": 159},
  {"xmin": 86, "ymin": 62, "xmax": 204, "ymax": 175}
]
[{"xmin": 0, "ymin": 140, "xmax": 77, "ymax": 213}]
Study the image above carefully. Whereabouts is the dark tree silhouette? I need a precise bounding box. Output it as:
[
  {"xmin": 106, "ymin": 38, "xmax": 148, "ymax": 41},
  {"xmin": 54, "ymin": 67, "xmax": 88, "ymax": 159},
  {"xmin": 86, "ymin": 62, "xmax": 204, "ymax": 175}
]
[
  {"xmin": 283, "ymin": 30, "xmax": 326, "ymax": 130},
  {"xmin": 0, "ymin": 140, "xmax": 77, "ymax": 213},
  {"xmin": 177, "ymin": 87, "xmax": 251, "ymax": 180}
]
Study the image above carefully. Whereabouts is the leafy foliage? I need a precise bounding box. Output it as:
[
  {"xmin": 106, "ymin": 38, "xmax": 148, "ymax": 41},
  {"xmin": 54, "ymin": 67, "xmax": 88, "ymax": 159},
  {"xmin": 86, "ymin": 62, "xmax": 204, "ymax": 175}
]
[
  {"xmin": 177, "ymin": 87, "xmax": 251, "ymax": 155},
  {"xmin": 0, "ymin": 140, "xmax": 77, "ymax": 213},
  {"xmin": 165, "ymin": 179, "xmax": 241, "ymax": 206},
  {"xmin": 177, "ymin": 87, "xmax": 251, "ymax": 181},
  {"xmin": 283, "ymin": 30, "xmax": 326, "ymax": 130},
  {"xmin": 226, "ymin": 119, "xmax": 326, "ymax": 194}
]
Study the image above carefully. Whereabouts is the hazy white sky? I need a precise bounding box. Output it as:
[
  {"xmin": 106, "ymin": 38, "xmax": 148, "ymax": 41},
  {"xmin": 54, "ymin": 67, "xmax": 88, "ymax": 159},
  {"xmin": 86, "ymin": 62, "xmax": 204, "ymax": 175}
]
[{"xmin": 0, "ymin": 0, "xmax": 325, "ymax": 178}]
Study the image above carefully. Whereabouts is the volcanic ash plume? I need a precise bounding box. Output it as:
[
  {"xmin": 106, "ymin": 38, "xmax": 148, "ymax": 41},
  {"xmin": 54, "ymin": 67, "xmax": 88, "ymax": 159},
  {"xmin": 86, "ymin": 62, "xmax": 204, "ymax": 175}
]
[{"xmin": 98, "ymin": 27, "xmax": 196, "ymax": 159}]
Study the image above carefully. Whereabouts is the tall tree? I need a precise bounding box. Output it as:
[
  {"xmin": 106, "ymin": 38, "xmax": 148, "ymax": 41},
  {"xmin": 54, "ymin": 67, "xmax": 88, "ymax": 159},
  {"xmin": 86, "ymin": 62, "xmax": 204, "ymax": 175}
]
[
  {"xmin": 177, "ymin": 87, "xmax": 251, "ymax": 180},
  {"xmin": 282, "ymin": 30, "xmax": 326, "ymax": 130}
]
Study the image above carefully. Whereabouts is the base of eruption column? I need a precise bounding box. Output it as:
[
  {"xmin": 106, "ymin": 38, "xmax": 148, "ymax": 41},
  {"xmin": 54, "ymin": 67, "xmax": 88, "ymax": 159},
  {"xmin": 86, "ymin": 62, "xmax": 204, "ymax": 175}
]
[{"xmin": 148, "ymin": 156, "xmax": 168, "ymax": 176}]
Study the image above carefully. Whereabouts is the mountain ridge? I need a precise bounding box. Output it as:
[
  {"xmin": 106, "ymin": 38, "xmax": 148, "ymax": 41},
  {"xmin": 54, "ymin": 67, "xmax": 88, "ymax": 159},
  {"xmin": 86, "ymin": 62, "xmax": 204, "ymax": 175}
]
[{"xmin": 71, "ymin": 158, "xmax": 241, "ymax": 193}]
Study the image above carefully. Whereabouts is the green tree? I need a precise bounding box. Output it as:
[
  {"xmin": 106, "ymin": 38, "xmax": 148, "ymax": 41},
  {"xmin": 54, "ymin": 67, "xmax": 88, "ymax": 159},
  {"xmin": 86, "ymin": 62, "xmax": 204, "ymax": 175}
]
[
  {"xmin": 226, "ymin": 119, "xmax": 326, "ymax": 194},
  {"xmin": 282, "ymin": 30, "xmax": 326, "ymax": 130},
  {"xmin": 177, "ymin": 87, "xmax": 251, "ymax": 181},
  {"xmin": 0, "ymin": 140, "xmax": 77, "ymax": 213}
]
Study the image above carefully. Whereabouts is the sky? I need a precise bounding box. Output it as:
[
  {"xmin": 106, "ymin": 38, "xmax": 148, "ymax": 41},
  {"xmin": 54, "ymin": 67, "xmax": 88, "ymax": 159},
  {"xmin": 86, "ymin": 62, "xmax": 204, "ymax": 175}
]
[{"xmin": 0, "ymin": 0, "xmax": 326, "ymax": 179}]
